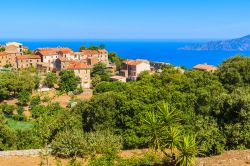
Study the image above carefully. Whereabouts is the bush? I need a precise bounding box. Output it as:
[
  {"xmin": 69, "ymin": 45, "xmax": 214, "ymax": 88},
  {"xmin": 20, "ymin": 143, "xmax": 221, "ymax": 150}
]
[
  {"xmin": 17, "ymin": 106, "xmax": 24, "ymax": 115},
  {"xmin": 30, "ymin": 105, "xmax": 46, "ymax": 118},
  {"xmin": 51, "ymin": 129, "xmax": 86, "ymax": 158},
  {"xmin": 118, "ymin": 152, "xmax": 163, "ymax": 166},
  {"xmin": 17, "ymin": 90, "xmax": 31, "ymax": 106},
  {"xmin": 43, "ymin": 72, "xmax": 58, "ymax": 88},
  {"xmin": 30, "ymin": 95, "xmax": 41, "ymax": 108},
  {"xmin": 94, "ymin": 81, "xmax": 127, "ymax": 94},
  {"xmin": 73, "ymin": 87, "xmax": 84, "ymax": 95},
  {"xmin": 85, "ymin": 130, "xmax": 123, "ymax": 156},
  {"xmin": 12, "ymin": 114, "xmax": 26, "ymax": 121},
  {"xmin": 0, "ymin": 104, "xmax": 16, "ymax": 115}
]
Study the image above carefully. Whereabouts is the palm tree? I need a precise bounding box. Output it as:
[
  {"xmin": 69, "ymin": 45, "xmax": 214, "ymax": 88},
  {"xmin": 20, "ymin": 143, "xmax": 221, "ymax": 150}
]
[
  {"xmin": 158, "ymin": 103, "xmax": 181, "ymax": 126},
  {"xmin": 162, "ymin": 126, "xmax": 181, "ymax": 156},
  {"xmin": 142, "ymin": 111, "xmax": 164, "ymax": 150},
  {"xmin": 177, "ymin": 135, "xmax": 200, "ymax": 166}
]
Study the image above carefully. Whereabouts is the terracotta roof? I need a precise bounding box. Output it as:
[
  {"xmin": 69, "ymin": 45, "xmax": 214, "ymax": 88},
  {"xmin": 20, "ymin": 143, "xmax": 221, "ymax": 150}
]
[
  {"xmin": 36, "ymin": 48, "xmax": 73, "ymax": 56},
  {"xmin": 17, "ymin": 55, "xmax": 41, "ymax": 60},
  {"xmin": 80, "ymin": 50, "xmax": 99, "ymax": 55},
  {"xmin": 123, "ymin": 59, "xmax": 148, "ymax": 66},
  {"xmin": 57, "ymin": 48, "xmax": 74, "ymax": 54},
  {"xmin": 0, "ymin": 52, "xmax": 8, "ymax": 56},
  {"xmin": 193, "ymin": 64, "xmax": 218, "ymax": 71},
  {"xmin": 66, "ymin": 61, "xmax": 90, "ymax": 69},
  {"xmin": 98, "ymin": 49, "xmax": 108, "ymax": 53}
]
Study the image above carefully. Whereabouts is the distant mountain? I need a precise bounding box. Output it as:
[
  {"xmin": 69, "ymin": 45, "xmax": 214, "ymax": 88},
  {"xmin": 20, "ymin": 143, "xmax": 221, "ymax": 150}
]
[{"xmin": 179, "ymin": 35, "xmax": 250, "ymax": 51}]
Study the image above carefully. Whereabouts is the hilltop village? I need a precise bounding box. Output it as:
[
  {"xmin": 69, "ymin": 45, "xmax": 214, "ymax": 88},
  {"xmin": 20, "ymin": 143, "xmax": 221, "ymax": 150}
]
[{"xmin": 0, "ymin": 42, "xmax": 218, "ymax": 89}]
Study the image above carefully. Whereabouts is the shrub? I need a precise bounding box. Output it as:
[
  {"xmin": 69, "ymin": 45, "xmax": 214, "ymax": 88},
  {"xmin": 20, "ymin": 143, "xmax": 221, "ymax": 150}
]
[
  {"xmin": 85, "ymin": 130, "xmax": 123, "ymax": 156},
  {"xmin": 17, "ymin": 106, "xmax": 24, "ymax": 115},
  {"xmin": 0, "ymin": 104, "xmax": 16, "ymax": 115},
  {"xmin": 51, "ymin": 129, "xmax": 86, "ymax": 158},
  {"xmin": 118, "ymin": 152, "xmax": 163, "ymax": 166},
  {"xmin": 12, "ymin": 114, "xmax": 26, "ymax": 121},
  {"xmin": 30, "ymin": 95, "xmax": 41, "ymax": 108},
  {"xmin": 17, "ymin": 90, "xmax": 31, "ymax": 106}
]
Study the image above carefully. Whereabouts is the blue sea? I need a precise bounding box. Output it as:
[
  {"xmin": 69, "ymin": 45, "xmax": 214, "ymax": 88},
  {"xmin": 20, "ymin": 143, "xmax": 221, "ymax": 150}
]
[{"xmin": 1, "ymin": 39, "xmax": 250, "ymax": 69}]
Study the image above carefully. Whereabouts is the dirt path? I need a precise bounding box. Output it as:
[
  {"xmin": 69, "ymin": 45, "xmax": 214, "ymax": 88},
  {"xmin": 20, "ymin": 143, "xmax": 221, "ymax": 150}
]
[
  {"xmin": 196, "ymin": 150, "xmax": 250, "ymax": 166},
  {"xmin": 0, "ymin": 149, "xmax": 250, "ymax": 166}
]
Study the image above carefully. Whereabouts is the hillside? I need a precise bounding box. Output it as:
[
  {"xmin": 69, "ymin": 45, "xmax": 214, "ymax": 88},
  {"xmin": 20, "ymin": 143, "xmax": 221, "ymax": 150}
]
[{"xmin": 180, "ymin": 35, "xmax": 250, "ymax": 51}]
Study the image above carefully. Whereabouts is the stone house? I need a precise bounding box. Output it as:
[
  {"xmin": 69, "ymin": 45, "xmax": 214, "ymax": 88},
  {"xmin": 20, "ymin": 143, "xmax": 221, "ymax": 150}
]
[
  {"xmin": 193, "ymin": 64, "xmax": 218, "ymax": 72},
  {"xmin": 0, "ymin": 52, "xmax": 16, "ymax": 67},
  {"xmin": 120, "ymin": 59, "xmax": 151, "ymax": 80},
  {"xmin": 16, "ymin": 55, "xmax": 41, "ymax": 69},
  {"xmin": 5, "ymin": 42, "xmax": 23, "ymax": 55},
  {"xmin": 65, "ymin": 61, "xmax": 91, "ymax": 89}
]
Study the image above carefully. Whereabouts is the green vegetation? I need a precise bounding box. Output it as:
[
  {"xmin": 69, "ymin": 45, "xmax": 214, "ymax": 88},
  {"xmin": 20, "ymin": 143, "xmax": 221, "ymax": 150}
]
[
  {"xmin": 108, "ymin": 52, "xmax": 124, "ymax": 70},
  {"xmin": 91, "ymin": 63, "xmax": 111, "ymax": 82},
  {"xmin": 0, "ymin": 47, "xmax": 5, "ymax": 52},
  {"xmin": 78, "ymin": 45, "xmax": 105, "ymax": 51},
  {"xmin": 23, "ymin": 49, "xmax": 33, "ymax": 54},
  {"xmin": 43, "ymin": 72, "xmax": 58, "ymax": 88},
  {"xmin": 79, "ymin": 46, "xmax": 87, "ymax": 51},
  {"xmin": 17, "ymin": 90, "xmax": 31, "ymax": 106},
  {"xmin": 0, "ymin": 55, "xmax": 250, "ymax": 166},
  {"xmin": 59, "ymin": 70, "xmax": 80, "ymax": 93},
  {"xmin": 0, "ymin": 70, "xmax": 38, "ymax": 100}
]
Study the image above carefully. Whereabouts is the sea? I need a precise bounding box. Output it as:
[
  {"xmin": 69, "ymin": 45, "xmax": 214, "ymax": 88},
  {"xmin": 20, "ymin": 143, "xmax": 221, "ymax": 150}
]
[{"xmin": 1, "ymin": 39, "xmax": 250, "ymax": 69}]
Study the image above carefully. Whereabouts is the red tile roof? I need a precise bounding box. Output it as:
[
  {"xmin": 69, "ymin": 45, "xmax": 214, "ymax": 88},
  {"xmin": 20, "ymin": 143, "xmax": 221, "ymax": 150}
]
[
  {"xmin": 123, "ymin": 59, "xmax": 148, "ymax": 66},
  {"xmin": 193, "ymin": 64, "xmax": 218, "ymax": 72},
  {"xmin": 17, "ymin": 55, "xmax": 41, "ymax": 60},
  {"xmin": 36, "ymin": 48, "xmax": 73, "ymax": 56},
  {"xmin": 98, "ymin": 49, "xmax": 108, "ymax": 53},
  {"xmin": 66, "ymin": 61, "xmax": 90, "ymax": 69},
  {"xmin": 80, "ymin": 50, "xmax": 99, "ymax": 55},
  {"xmin": 0, "ymin": 52, "xmax": 8, "ymax": 56}
]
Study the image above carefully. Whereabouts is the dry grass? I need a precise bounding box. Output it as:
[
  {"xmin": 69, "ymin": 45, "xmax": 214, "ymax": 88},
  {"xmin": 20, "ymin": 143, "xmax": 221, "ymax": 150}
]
[{"xmin": 0, "ymin": 149, "xmax": 250, "ymax": 166}]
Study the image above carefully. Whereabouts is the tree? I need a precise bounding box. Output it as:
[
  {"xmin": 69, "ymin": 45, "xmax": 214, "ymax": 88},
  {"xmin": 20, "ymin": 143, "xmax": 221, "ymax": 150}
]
[
  {"xmin": 217, "ymin": 55, "xmax": 250, "ymax": 91},
  {"xmin": 43, "ymin": 72, "xmax": 58, "ymax": 88},
  {"xmin": 0, "ymin": 114, "xmax": 16, "ymax": 150},
  {"xmin": 142, "ymin": 103, "xmax": 198, "ymax": 165},
  {"xmin": 91, "ymin": 75, "xmax": 102, "ymax": 88},
  {"xmin": 0, "ymin": 87, "xmax": 9, "ymax": 100},
  {"xmin": 17, "ymin": 90, "xmax": 31, "ymax": 106},
  {"xmin": 108, "ymin": 52, "xmax": 123, "ymax": 70},
  {"xmin": 59, "ymin": 70, "xmax": 80, "ymax": 93},
  {"xmin": 51, "ymin": 129, "xmax": 86, "ymax": 158},
  {"xmin": 177, "ymin": 135, "xmax": 200, "ymax": 166},
  {"xmin": 23, "ymin": 50, "xmax": 32, "ymax": 55},
  {"xmin": 30, "ymin": 95, "xmax": 41, "ymax": 108},
  {"xmin": 79, "ymin": 46, "xmax": 87, "ymax": 52},
  {"xmin": 94, "ymin": 81, "xmax": 127, "ymax": 94},
  {"xmin": 89, "ymin": 45, "xmax": 100, "ymax": 50},
  {"xmin": 91, "ymin": 63, "xmax": 111, "ymax": 81},
  {"xmin": 0, "ymin": 47, "xmax": 5, "ymax": 52}
]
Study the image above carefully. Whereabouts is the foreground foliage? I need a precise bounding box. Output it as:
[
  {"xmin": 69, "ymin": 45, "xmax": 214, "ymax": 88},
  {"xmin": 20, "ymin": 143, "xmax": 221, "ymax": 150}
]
[{"xmin": 0, "ymin": 55, "xmax": 250, "ymax": 165}]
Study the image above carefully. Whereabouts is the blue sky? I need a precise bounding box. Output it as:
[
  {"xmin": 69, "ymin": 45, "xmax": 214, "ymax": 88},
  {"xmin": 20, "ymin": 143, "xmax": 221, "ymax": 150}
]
[{"xmin": 1, "ymin": 0, "xmax": 250, "ymax": 39}]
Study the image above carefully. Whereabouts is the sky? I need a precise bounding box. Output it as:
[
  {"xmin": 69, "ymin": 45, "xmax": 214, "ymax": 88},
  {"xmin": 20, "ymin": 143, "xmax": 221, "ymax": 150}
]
[{"xmin": 1, "ymin": 0, "xmax": 250, "ymax": 40}]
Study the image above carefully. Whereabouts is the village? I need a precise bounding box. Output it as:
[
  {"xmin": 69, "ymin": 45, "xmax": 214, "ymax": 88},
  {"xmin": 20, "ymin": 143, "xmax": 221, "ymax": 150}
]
[{"xmin": 0, "ymin": 42, "xmax": 218, "ymax": 90}]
